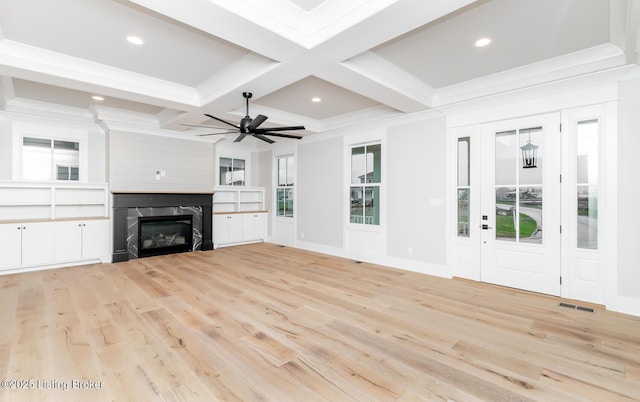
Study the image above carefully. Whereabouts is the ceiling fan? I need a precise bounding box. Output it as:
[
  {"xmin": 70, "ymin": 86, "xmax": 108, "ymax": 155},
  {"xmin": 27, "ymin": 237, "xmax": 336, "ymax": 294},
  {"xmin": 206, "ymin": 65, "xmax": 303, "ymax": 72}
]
[{"xmin": 182, "ymin": 92, "xmax": 305, "ymax": 144}]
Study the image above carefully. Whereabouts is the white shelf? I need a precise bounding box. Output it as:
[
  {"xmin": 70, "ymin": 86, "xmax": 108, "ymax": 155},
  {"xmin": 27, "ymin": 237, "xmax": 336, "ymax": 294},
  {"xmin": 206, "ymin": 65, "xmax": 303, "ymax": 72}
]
[
  {"xmin": 213, "ymin": 186, "xmax": 265, "ymax": 213},
  {"xmin": 0, "ymin": 182, "xmax": 109, "ymax": 222}
]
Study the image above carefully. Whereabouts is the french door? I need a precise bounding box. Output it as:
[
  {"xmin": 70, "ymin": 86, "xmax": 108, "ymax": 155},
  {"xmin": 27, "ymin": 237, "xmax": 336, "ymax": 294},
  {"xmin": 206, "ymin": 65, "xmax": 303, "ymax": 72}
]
[{"xmin": 479, "ymin": 113, "xmax": 561, "ymax": 296}]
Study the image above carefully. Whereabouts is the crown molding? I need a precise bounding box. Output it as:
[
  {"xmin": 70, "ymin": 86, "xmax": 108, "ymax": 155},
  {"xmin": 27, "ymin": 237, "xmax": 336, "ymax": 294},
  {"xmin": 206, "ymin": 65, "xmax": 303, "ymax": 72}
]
[
  {"xmin": 5, "ymin": 98, "xmax": 95, "ymax": 124},
  {"xmin": 433, "ymin": 44, "xmax": 626, "ymax": 107}
]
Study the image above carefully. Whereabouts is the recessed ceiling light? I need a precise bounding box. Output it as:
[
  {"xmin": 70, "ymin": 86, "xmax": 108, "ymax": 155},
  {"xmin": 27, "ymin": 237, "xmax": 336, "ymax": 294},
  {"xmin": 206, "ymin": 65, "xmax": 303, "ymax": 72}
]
[
  {"xmin": 311, "ymin": 97, "xmax": 322, "ymax": 103},
  {"xmin": 475, "ymin": 37, "xmax": 491, "ymax": 47},
  {"xmin": 92, "ymin": 95, "xmax": 104, "ymax": 101},
  {"xmin": 126, "ymin": 36, "xmax": 144, "ymax": 45}
]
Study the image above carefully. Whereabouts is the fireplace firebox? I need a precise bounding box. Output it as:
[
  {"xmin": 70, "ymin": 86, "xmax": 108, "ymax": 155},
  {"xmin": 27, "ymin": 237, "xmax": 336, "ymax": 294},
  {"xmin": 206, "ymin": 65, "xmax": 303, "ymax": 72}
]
[{"xmin": 138, "ymin": 215, "xmax": 193, "ymax": 257}]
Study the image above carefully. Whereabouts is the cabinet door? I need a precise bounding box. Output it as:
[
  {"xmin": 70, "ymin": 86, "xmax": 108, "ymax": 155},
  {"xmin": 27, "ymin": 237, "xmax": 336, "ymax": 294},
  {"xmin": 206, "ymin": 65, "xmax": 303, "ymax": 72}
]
[
  {"xmin": 0, "ymin": 224, "xmax": 23, "ymax": 269},
  {"xmin": 21, "ymin": 222, "xmax": 55, "ymax": 266},
  {"xmin": 82, "ymin": 219, "xmax": 109, "ymax": 260},
  {"xmin": 227, "ymin": 214, "xmax": 244, "ymax": 243},
  {"xmin": 243, "ymin": 213, "xmax": 267, "ymax": 241},
  {"xmin": 214, "ymin": 214, "xmax": 244, "ymax": 245},
  {"xmin": 213, "ymin": 214, "xmax": 230, "ymax": 244},
  {"xmin": 53, "ymin": 220, "xmax": 83, "ymax": 263}
]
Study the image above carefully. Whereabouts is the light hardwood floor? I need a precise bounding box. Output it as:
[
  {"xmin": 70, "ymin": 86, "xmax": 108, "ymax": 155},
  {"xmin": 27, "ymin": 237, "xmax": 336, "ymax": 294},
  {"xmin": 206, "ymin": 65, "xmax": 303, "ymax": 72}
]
[{"xmin": 1, "ymin": 243, "xmax": 639, "ymax": 401}]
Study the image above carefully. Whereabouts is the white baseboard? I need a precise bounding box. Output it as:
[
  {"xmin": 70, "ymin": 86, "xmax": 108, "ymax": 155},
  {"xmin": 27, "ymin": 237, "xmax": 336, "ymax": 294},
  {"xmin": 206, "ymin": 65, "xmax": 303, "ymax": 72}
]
[{"xmin": 609, "ymin": 295, "xmax": 640, "ymax": 317}]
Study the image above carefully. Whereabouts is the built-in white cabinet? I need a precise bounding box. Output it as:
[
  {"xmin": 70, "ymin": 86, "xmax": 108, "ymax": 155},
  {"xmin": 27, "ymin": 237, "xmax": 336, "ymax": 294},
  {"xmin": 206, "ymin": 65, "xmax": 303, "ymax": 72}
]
[
  {"xmin": 212, "ymin": 186, "xmax": 268, "ymax": 248},
  {"xmin": 243, "ymin": 212, "xmax": 268, "ymax": 241},
  {"xmin": 21, "ymin": 222, "xmax": 55, "ymax": 266},
  {"xmin": 0, "ymin": 219, "xmax": 109, "ymax": 272},
  {"xmin": 0, "ymin": 182, "xmax": 110, "ymax": 273},
  {"xmin": 213, "ymin": 214, "xmax": 244, "ymax": 245},
  {"xmin": 0, "ymin": 223, "xmax": 28, "ymax": 269},
  {"xmin": 80, "ymin": 220, "xmax": 110, "ymax": 260},
  {"xmin": 0, "ymin": 222, "xmax": 54, "ymax": 269},
  {"xmin": 213, "ymin": 212, "xmax": 268, "ymax": 248},
  {"xmin": 53, "ymin": 219, "xmax": 109, "ymax": 263}
]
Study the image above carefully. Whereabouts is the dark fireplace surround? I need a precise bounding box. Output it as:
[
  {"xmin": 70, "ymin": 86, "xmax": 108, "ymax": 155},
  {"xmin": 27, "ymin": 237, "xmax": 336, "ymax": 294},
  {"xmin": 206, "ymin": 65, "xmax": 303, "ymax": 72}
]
[{"xmin": 112, "ymin": 193, "xmax": 213, "ymax": 263}]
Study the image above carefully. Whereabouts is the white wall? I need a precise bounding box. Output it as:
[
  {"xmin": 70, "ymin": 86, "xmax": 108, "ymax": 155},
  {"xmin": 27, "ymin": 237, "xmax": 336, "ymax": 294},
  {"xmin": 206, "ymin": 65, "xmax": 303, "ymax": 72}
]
[
  {"xmin": 0, "ymin": 117, "xmax": 12, "ymax": 180},
  {"xmin": 297, "ymin": 137, "xmax": 344, "ymax": 249},
  {"xmin": 386, "ymin": 117, "xmax": 447, "ymax": 265},
  {"xmin": 617, "ymin": 77, "xmax": 640, "ymax": 301},
  {"xmin": 109, "ymin": 130, "xmax": 214, "ymax": 193},
  {"xmin": 255, "ymin": 148, "xmax": 272, "ymax": 232},
  {"xmin": 87, "ymin": 127, "xmax": 106, "ymax": 183}
]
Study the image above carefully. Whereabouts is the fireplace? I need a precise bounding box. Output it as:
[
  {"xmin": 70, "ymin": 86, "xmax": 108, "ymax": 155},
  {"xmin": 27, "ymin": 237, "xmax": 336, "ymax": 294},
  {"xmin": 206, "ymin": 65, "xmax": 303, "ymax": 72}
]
[
  {"xmin": 112, "ymin": 193, "xmax": 213, "ymax": 262},
  {"xmin": 138, "ymin": 215, "xmax": 193, "ymax": 257}
]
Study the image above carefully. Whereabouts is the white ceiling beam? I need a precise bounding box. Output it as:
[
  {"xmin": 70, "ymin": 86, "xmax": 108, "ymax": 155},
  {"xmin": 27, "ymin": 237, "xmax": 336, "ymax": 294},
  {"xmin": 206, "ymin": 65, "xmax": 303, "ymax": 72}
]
[
  {"xmin": 126, "ymin": 0, "xmax": 477, "ymax": 120},
  {"xmin": 0, "ymin": 39, "xmax": 200, "ymax": 110},
  {"xmin": 339, "ymin": 51, "xmax": 434, "ymax": 112}
]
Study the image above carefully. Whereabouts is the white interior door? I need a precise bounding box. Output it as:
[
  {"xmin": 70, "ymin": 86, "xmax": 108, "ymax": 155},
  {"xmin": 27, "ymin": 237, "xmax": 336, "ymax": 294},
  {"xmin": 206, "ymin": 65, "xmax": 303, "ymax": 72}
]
[{"xmin": 480, "ymin": 113, "xmax": 561, "ymax": 296}]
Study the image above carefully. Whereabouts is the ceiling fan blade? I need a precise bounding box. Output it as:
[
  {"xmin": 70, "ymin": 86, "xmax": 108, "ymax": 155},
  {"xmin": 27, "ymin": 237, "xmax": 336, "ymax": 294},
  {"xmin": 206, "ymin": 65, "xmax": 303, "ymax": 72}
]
[
  {"xmin": 234, "ymin": 133, "xmax": 247, "ymax": 143},
  {"xmin": 262, "ymin": 132, "xmax": 303, "ymax": 140},
  {"xmin": 254, "ymin": 125, "xmax": 305, "ymax": 132},
  {"xmin": 253, "ymin": 134, "xmax": 275, "ymax": 144},
  {"xmin": 247, "ymin": 114, "xmax": 268, "ymax": 131},
  {"xmin": 181, "ymin": 123, "xmax": 233, "ymax": 130},
  {"xmin": 204, "ymin": 114, "xmax": 240, "ymax": 129},
  {"xmin": 197, "ymin": 130, "xmax": 237, "ymax": 136}
]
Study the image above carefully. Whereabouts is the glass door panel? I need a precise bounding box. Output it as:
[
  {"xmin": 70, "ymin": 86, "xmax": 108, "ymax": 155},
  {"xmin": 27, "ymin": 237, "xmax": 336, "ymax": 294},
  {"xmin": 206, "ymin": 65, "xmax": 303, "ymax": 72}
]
[{"xmin": 494, "ymin": 127, "xmax": 544, "ymax": 244}]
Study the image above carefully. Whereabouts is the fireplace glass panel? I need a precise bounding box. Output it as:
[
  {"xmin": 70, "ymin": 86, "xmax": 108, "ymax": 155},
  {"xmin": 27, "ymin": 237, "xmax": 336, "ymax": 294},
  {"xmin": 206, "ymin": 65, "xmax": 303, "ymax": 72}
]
[{"xmin": 138, "ymin": 215, "xmax": 193, "ymax": 257}]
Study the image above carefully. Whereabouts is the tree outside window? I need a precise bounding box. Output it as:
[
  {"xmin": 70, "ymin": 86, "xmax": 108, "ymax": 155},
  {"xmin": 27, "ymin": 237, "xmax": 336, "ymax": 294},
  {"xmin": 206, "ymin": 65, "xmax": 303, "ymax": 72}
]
[
  {"xmin": 276, "ymin": 155, "xmax": 294, "ymax": 217},
  {"xmin": 350, "ymin": 143, "xmax": 381, "ymax": 225}
]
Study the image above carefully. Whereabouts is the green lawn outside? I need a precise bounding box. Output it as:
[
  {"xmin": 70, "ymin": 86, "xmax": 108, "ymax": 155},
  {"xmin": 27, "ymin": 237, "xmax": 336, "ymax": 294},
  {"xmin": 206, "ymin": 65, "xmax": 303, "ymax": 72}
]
[{"xmin": 496, "ymin": 213, "xmax": 538, "ymax": 238}]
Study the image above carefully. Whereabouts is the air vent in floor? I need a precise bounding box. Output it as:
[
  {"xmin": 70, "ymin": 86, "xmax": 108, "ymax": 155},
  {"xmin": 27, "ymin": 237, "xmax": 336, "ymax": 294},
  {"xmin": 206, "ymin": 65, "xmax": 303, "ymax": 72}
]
[{"xmin": 558, "ymin": 302, "xmax": 596, "ymax": 313}]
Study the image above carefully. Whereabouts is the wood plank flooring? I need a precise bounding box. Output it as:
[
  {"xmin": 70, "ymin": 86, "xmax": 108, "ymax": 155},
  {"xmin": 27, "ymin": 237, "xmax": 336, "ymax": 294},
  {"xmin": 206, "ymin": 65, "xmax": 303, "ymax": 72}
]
[{"xmin": 1, "ymin": 242, "xmax": 639, "ymax": 401}]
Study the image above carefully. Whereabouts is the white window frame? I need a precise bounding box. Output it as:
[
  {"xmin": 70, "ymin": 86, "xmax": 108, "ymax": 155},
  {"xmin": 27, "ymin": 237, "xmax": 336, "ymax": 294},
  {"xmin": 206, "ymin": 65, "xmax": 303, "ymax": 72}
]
[
  {"xmin": 219, "ymin": 157, "xmax": 246, "ymax": 186},
  {"xmin": 275, "ymin": 155, "xmax": 294, "ymax": 218},
  {"xmin": 12, "ymin": 122, "xmax": 88, "ymax": 182},
  {"xmin": 348, "ymin": 141, "xmax": 382, "ymax": 227}
]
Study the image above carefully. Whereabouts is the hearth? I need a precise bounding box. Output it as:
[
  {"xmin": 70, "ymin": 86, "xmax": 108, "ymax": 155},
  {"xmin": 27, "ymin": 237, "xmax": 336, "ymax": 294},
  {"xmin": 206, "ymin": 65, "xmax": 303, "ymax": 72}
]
[{"xmin": 138, "ymin": 215, "xmax": 193, "ymax": 257}]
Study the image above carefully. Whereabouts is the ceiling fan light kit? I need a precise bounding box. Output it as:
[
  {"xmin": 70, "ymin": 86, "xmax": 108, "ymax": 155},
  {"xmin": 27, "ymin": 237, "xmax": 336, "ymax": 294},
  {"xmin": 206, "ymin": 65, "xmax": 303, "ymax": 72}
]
[{"xmin": 184, "ymin": 92, "xmax": 305, "ymax": 144}]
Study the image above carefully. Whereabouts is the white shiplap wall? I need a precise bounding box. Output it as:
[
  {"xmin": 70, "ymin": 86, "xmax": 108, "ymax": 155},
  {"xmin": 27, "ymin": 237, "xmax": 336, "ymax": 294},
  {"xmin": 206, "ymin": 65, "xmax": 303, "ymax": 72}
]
[{"xmin": 109, "ymin": 130, "xmax": 214, "ymax": 193}]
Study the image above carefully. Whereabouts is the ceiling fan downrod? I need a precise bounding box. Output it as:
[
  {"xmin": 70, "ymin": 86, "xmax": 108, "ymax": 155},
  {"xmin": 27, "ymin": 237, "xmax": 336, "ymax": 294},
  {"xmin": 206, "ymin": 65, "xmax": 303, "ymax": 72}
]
[{"xmin": 243, "ymin": 92, "xmax": 252, "ymax": 118}]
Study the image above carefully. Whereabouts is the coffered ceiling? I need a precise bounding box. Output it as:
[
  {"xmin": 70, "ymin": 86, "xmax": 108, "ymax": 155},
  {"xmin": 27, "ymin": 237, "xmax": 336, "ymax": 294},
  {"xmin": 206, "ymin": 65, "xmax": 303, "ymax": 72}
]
[{"xmin": 0, "ymin": 0, "xmax": 638, "ymax": 141}]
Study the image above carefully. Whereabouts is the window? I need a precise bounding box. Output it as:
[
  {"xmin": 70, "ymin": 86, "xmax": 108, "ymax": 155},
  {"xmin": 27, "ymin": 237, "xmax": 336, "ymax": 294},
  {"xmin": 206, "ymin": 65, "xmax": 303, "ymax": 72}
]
[
  {"xmin": 276, "ymin": 155, "xmax": 294, "ymax": 217},
  {"xmin": 457, "ymin": 137, "xmax": 470, "ymax": 237},
  {"xmin": 219, "ymin": 157, "xmax": 245, "ymax": 186},
  {"xmin": 350, "ymin": 143, "xmax": 381, "ymax": 225},
  {"xmin": 576, "ymin": 119, "xmax": 599, "ymax": 250},
  {"xmin": 494, "ymin": 127, "xmax": 543, "ymax": 244},
  {"xmin": 22, "ymin": 137, "xmax": 80, "ymax": 181}
]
